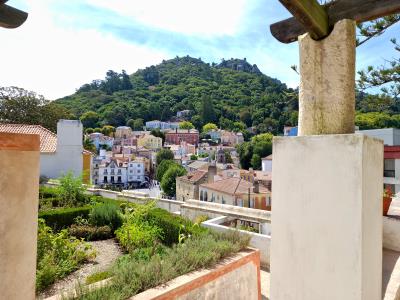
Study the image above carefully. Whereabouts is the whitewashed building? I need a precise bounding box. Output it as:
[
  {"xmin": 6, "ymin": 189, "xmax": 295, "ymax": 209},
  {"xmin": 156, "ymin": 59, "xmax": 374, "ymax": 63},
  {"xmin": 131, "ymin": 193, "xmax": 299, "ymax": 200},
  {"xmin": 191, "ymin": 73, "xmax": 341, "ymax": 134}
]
[{"xmin": 0, "ymin": 120, "xmax": 85, "ymax": 179}]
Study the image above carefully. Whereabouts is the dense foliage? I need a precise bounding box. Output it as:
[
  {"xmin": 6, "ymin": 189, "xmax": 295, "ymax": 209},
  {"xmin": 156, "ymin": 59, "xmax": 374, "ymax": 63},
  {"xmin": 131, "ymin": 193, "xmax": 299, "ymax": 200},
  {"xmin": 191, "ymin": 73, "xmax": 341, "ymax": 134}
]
[
  {"xmin": 89, "ymin": 202, "xmax": 123, "ymax": 231},
  {"xmin": 237, "ymin": 133, "xmax": 273, "ymax": 170},
  {"xmin": 0, "ymin": 86, "xmax": 72, "ymax": 132},
  {"xmin": 55, "ymin": 57, "xmax": 298, "ymax": 134},
  {"xmin": 156, "ymin": 148, "xmax": 174, "ymax": 165},
  {"xmin": 76, "ymin": 228, "xmax": 249, "ymax": 299},
  {"xmin": 160, "ymin": 164, "xmax": 187, "ymax": 197},
  {"xmin": 155, "ymin": 159, "xmax": 177, "ymax": 182},
  {"xmin": 36, "ymin": 219, "xmax": 94, "ymax": 292}
]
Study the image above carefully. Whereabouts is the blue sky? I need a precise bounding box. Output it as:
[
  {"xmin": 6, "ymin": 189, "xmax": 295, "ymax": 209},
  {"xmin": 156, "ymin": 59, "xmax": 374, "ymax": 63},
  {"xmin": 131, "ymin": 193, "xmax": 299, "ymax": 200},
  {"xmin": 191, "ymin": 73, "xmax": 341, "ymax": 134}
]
[{"xmin": 1, "ymin": 0, "xmax": 399, "ymax": 99}]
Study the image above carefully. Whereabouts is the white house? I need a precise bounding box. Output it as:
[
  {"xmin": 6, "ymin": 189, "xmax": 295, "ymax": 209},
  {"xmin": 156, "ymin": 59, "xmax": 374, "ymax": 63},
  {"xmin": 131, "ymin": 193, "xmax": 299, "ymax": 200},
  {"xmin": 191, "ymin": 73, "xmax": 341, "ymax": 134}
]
[
  {"xmin": 127, "ymin": 160, "xmax": 146, "ymax": 183},
  {"xmin": 94, "ymin": 157, "xmax": 145, "ymax": 186},
  {"xmin": 0, "ymin": 120, "xmax": 85, "ymax": 179},
  {"xmin": 261, "ymin": 155, "xmax": 272, "ymax": 172},
  {"xmin": 97, "ymin": 159, "xmax": 128, "ymax": 185}
]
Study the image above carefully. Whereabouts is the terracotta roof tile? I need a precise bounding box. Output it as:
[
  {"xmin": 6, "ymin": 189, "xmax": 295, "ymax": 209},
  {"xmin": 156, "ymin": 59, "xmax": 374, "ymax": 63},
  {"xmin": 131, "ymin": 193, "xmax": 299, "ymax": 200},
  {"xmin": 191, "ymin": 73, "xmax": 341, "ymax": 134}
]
[
  {"xmin": 179, "ymin": 170, "xmax": 207, "ymax": 183},
  {"xmin": 0, "ymin": 123, "xmax": 57, "ymax": 153},
  {"xmin": 201, "ymin": 177, "xmax": 269, "ymax": 195}
]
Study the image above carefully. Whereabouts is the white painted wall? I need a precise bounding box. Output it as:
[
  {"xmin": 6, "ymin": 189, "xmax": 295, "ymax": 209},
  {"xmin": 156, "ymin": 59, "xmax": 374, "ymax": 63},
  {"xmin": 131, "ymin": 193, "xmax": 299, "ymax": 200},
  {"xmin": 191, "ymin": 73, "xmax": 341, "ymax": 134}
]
[
  {"xmin": 40, "ymin": 120, "xmax": 83, "ymax": 178},
  {"xmin": 272, "ymin": 134, "xmax": 383, "ymax": 300},
  {"xmin": 262, "ymin": 159, "xmax": 272, "ymax": 172},
  {"xmin": 358, "ymin": 128, "xmax": 400, "ymax": 146}
]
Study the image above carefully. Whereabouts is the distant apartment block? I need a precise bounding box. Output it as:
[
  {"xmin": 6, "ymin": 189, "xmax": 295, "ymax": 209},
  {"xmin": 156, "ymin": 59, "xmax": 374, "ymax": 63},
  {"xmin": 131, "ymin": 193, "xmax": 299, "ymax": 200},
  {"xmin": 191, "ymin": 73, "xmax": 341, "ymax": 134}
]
[
  {"xmin": 137, "ymin": 134, "xmax": 163, "ymax": 150},
  {"xmin": 145, "ymin": 120, "xmax": 180, "ymax": 130},
  {"xmin": 165, "ymin": 129, "xmax": 199, "ymax": 146}
]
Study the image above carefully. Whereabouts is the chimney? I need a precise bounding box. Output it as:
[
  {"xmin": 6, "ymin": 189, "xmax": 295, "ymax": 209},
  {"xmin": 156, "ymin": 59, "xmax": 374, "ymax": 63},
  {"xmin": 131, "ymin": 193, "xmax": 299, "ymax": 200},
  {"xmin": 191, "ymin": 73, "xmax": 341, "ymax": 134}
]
[
  {"xmin": 207, "ymin": 163, "xmax": 217, "ymax": 183},
  {"xmin": 253, "ymin": 180, "xmax": 259, "ymax": 193}
]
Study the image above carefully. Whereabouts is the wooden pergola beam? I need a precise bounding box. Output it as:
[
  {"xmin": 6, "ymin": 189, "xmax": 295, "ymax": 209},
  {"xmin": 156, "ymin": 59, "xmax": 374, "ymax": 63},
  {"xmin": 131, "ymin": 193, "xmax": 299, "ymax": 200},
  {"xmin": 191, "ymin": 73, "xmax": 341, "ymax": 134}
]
[
  {"xmin": 0, "ymin": 3, "xmax": 28, "ymax": 29},
  {"xmin": 278, "ymin": 0, "xmax": 329, "ymax": 40},
  {"xmin": 271, "ymin": 0, "xmax": 400, "ymax": 43}
]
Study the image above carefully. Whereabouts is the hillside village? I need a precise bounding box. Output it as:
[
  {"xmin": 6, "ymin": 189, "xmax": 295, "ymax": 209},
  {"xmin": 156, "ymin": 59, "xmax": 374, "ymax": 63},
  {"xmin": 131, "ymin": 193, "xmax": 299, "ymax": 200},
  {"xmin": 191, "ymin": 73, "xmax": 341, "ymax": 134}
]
[{"xmin": 2, "ymin": 1, "xmax": 400, "ymax": 299}]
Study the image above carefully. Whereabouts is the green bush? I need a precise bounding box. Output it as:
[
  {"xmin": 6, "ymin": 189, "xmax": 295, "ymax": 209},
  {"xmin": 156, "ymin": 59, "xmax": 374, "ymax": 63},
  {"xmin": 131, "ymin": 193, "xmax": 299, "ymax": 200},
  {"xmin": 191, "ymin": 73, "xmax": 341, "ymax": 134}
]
[
  {"xmin": 85, "ymin": 271, "xmax": 111, "ymax": 285},
  {"xmin": 39, "ymin": 206, "xmax": 92, "ymax": 231},
  {"xmin": 36, "ymin": 219, "xmax": 95, "ymax": 292},
  {"xmin": 147, "ymin": 208, "xmax": 206, "ymax": 246},
  {"xmin": 68, "ymin": 224, "xmax": 112, "ymax": 241},
  {"xmin": 89, "ymin": 203, "xmax": 123, "ymax": 231},
  {"xmin": 58, "ymin": 172, "xmax": 88, "ymax": 207},
  {"xmin": 115, "ymin": 222, "xmax": 163, "ymax": 253},
  {"xmin": 75, "ymin": 231, "xmax": 250, "ymax": 299},
  {"xmin": 39, "ymin": 186, "xmax": 59, "ymax": 199}
]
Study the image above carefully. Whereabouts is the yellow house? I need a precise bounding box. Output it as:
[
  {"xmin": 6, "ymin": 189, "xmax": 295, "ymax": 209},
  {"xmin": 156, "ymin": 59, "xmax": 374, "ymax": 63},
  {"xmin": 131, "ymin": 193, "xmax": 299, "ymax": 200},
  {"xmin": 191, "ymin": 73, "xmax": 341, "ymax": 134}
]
[
  {"xmin": 82, "ymin": 150, "xmax": 93, "ymax": 184},
  {"xmin": 137, "ymin": 134, "xmax": 162, "ymax": 150}
]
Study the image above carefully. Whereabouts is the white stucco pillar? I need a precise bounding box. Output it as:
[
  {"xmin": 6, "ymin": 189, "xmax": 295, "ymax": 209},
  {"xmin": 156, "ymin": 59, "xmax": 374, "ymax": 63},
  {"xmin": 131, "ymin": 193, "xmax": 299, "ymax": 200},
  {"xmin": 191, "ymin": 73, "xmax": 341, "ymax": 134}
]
[
  {"xmin": 271, "ymin": 134, "xmax": 383, "ymax": 300},
  {"xmin": 298, "ymin": 19, "xmax": 356, "ymax": 136},
  {"xmin": 0, "ymin": 133, "xmax": 40, "ymax": 299}
]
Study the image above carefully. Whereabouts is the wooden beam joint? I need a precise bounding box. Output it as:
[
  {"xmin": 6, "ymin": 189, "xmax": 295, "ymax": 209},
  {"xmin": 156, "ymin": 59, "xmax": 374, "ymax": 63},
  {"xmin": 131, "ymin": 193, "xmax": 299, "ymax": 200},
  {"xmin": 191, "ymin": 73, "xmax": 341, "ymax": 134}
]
[
  {"xmin": 272, "ymin": 0, "xmax": 400, "ymax": 43},
  {"xmin": 278, "ymin": 0, "xmax": 329, "ymax": 40}
]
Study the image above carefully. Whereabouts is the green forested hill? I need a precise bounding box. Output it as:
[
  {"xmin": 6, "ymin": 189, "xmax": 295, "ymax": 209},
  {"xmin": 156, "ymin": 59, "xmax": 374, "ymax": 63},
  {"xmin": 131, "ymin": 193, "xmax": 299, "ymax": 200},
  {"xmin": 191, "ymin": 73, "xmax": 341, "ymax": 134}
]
[
  {"xmin": 55, "ymin": 56, "xmax": 299, "ymax": 134},
  {"xmin": 55, "ymin": 55, "xmax": 400, "ymax": 134}
]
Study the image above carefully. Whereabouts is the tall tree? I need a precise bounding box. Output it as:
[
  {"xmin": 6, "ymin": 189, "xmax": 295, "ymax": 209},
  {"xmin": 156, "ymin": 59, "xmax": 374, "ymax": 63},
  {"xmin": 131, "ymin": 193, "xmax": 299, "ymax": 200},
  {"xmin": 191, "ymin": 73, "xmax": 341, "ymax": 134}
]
[
  {"xmin": 199, "ymin": 95, "xmax": 216, "ymax": 125},
  {"xmin": 357, "ymin": 15, "xmax": 400, "ymax": 99},
  {"xmin": 120, "ymin": 70, "xmax": 133, "ymax": 90},
  {"xmin": 0, "ymin": 86, "xmax": 72, "ymax": 132},
  {"xmin": 80, "ymin": 111, "xmax": 100, "ymax": 128}
]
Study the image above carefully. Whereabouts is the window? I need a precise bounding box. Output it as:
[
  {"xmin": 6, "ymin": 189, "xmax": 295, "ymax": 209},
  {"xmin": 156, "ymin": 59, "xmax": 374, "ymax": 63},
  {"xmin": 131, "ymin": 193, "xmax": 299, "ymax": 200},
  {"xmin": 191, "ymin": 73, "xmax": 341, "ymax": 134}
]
[
  {"xmin": 137, "ymin": 164, "xmax": 140, "ymax": 167},
  {"xmin": 130, "ymin": 164, "xmax": 133, "ymax": 167},
  {"xmin": 130, "ymin": 170, "xmax": 133, "ymax": 173},
  {"xmin": 104, "ymin": 176, "xmax": 108, "ymax": 183},
  {"xmin": 204, "ymin": 192, "xmax": 208, "ymax": 202},
  {"xmin": 237, "ymin": 199, "xmax": 243, "ymax": 207},
  {"xmin": 250, "ymin": 198, "xmax": 255, "ymax": 208},
  {"xmin": 117, "ymin": 176, "xmax": 122, "ymax": 183},
  {"xmin": 111, "ymin": 176, "xmax": 115, "ymax": 183},
  {"xmin": 137, "ymin": 176, "xmax": 140, "ymax": 179},
  {"xmin": 200, "ymin": 191, "xmax": 204, "ymax": 201},
  {"xmin": 95, "ymin": 179, "xmax": 98, "ymax": 184}
]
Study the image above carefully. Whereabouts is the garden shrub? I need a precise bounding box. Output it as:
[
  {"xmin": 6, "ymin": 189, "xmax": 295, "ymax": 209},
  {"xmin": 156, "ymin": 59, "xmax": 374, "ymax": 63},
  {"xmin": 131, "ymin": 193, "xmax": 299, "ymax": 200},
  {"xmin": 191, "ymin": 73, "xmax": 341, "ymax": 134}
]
[
  {"xmin": 85, "ymin": 271, "xmax": 111, "ymax": 285},
  {"xmin": 39, "ymin": 186, "xmax": 59, "ymax": 199},
  {"xmin": 75, "ymin": 231, "xmax": 250, "ymax": 299},
  {"xmin": 68, "ymin": 224, "xmax": 112, "ymax": 241},
  {"xmin": 89, "ymin": 203, "xmax": 123, "ymax": 231},
  {"xmin": 146, "ymin": 208, "xmax": 206, "ymax": 246},
  {"xmin": 58, "ymin": 172, "xmax": 88, "ymax": 207},
  {"xmin": 115, "ymin": 222, "xmax": 163, "ymax": 253},
  {"xmin": 36, "ymin": 219, "xmax": 95, "ymax": 292},
  {"xmin": 39, "ymin": 206, "xmax": 92, "ymax": 231}
]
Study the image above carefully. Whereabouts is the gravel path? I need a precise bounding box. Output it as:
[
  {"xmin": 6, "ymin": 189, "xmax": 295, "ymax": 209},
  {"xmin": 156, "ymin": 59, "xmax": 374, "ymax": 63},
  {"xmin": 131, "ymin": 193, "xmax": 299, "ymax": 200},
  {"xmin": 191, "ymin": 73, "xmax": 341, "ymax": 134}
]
[{"xmin": 38, "ymin": 238, "xmax": 123, "ymax": 299}]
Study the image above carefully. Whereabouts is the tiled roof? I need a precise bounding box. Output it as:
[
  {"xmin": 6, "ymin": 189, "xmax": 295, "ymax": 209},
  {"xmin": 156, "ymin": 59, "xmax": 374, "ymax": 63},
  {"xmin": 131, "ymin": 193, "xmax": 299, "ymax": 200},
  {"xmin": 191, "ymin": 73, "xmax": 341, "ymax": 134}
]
[
  {"xmin": 255, "ymin": 171, "xmax": 272, "ymax": 181},
  {"xmin": 0, "ymin": 123, "xmax": 57, "ymax": 153},
  {"xmin": 179, "ymin": 170, "xmax": 207, "ymax": 183},
  {"xmin": 201, "ymin": 177, "xmax": 269, "ymax": 195},
  {"xmin": 187, "ymin": 160, "xmax": 209, "ymax": 170}
]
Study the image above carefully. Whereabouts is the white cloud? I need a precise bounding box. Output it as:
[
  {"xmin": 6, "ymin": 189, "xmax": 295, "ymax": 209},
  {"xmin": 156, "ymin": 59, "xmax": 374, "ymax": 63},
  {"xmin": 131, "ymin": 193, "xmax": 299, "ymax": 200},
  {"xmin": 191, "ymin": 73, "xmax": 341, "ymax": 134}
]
[
  {"xmin": 0, "ymin": 1, "xmax": 169, "ymax": 99},
  {"xmin": 86, "ymin": 0, "xmax": 248, "ymax": 36}
]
